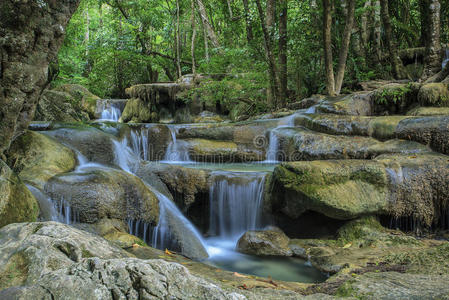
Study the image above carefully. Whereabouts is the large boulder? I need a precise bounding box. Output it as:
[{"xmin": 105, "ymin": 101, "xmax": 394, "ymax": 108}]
[
  {"xmin": 6, "ymin": 130, "xmax": 76, "ymax": 189},
  {"xmin": 35, "ymin": 90, "xmax": 87, "ymax": 122},
  {"xmin": 315, "ymin": 92, "xmax": 373, "ymax": 116},
  {"xmin": 45, "ymin": 167, "xmax": 159, "ymax": 225},
  {"xmin": 271, "ymin": 153, "xmax": 449, "ymax": 226},
  {"xmin": 44, "ymin": 126, "xmax": 117, "ymax": 165},
  {"xmin": 53, "ymin": 84, "xmax": 100, "ymax": 118},
  {"xmin": 417, "ymin": 82, "xmax": 449, "ymax": 107},
  {"xmin": 0, "ymin": 160, "xmax": 39, "ymax": 228},
  {"xmin": 274, "ymin": 127, "xmax": 428, "ymax": 161},
  {"xmin": 237, "ymin": 229, "xmax": 293, "ymax": 256},
  {"xmin": 406, "ymin": 106, "xmax": 449, "ymax": 116},
  {"xmin": 186, "ymin": 139, "xmax": 264, "ymax": 162},
  {"xmin": 0, "ymin": 222, "xmax": 244, "ymax": 300},
  {"xmin": 120, "ymin": 98, "xmax": 158, "ymax": 123},
  {"xmin": 396, "ymin": 116, "xmax": 449, "ymax": 154}
]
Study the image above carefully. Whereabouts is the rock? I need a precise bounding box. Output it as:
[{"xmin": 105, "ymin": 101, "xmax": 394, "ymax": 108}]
[
  {"xmin": 417, "ymin": 82, "xmax": 449, "ymax": 107},
  {"xmin": 0, "ymin": 160, "xmax": 39, "ymax": 228},
  {"xmin": 272, "ymin": 160, "xmax": 389, "ymax": 220},
  {"xmin": 186, "ymin": 138, "xmax": 264, "ymax": 162},
  {"xmin": 274, "ymin": 127, "xmax": 428, "ymax": 161},
  {"xmin": 0, "ymin": 222, "xmax": 129, "ymax": 290},
  {"xmin": 0, "ymin": 222, "xmax": 244, "ymax": 300},
  {"xmin": 287, "ymin": 96, "xmax": 323, "ymax": 110},
  {"xmin": 370, "ymin": 83, "xmax": 419, "ymax": 115},
  {"xmin": 95, "ymin": 99, "xmax": 128, "ymax": 119},
  {"xmin": 396, "ymin": 116, "xmax": 449, "ymax": 154},
  {"xmin": 0, "ymin": 258, "xmax": 246, "ymax": 300},
  {"xmin": 271, "ymin": 153, "xmax": 449, "ymax": 225},
  {"xmin": 136, "ymin": 162, "xmax": 209, "ymax": 210},
  {"xmin": 53, "ymin": 84, "xmax": 101, "ymax": 118},
  {"xmin": 194, "ymin": 111, "xmax": 224, "ymax": 123},
  {"xmin": 237, "ymin": 230, "xmax": 293, "ymax": 256},
  {"xmin": 45, "ymin": 167, "xmax": 159, "ymax": 225},
  {"xmin": 120, "ymin": 98, "xmax": 157, "ymax": 123},
  {"xmin": 406, "ymin": 106, "xmax": 449, "ymax": 116},
  {"xmin": 44, "ymin": 126, "xmax": 117, "ymax": 166},
  {"xmin": 315, "ymin": 92, "xmax": 372, "ymax": 116},
  {"xmin": 35, "ymin": 90, "xmax": 86, "ymax": 122},
  {"xmin": 127, "ymin": 124, "xmax": 172, "ymax": 161},
  {"xmin": 337, "ymin": 272, "xmax": 449, "ymax": 299},
  {"xmin": 6, "ymin": 130, "xmax": 76, "ymax": 189}
]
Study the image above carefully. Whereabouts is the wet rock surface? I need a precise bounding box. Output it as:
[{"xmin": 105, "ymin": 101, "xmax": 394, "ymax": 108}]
[{"xmin": 237, "ymin": 230, "xmax": 293, "ymax": 256}]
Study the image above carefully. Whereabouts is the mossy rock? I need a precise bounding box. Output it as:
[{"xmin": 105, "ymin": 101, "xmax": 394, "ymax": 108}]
[
  {"xmin": 407, "ymin": 106, "xmax": 449, "ymax": 116},
  {"xmin": 0, "ymin": 160, "xmax": 39, "ymax": 228},
  {"xmin": 7, "ymin": 131, "xmax": 76, "ymax": 189},
  {"xmin": 120, "ymin": 98, "xmax": 157, "ymax": 123},
  {"xmin": 186, "ymin": 138, "xmax": 263, "ymax": 162},
  {"xmin": 35, "ymin": 90, "xmax": 87, "ymax": 122},
  {"xmin": 371, "ymin": 83, "xmax": 418, "ymax": 114},
  {"xmin": 417, "ymin": 83, "xmax": 449, "ymax": 107},
  {"xmin": 53, "ymin": 84, "xmax": 100, "ymax": 118}
]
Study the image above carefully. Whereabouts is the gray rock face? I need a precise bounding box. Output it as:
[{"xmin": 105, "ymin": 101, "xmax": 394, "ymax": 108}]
[
  {"xmin": 237, "ymin": 230, "xmax": 292, "ymax": 256},
  {"xmin": 0, "ymin": 258, "xmax": 246, "ymax": 300},
  {"xmin": 0, "ymin": 222, "xmax": 245, "ymax": 300},
  {"xmin": 339, "ymin": 272, "xmax": 449, "ymax": 300},
  {"xmin": 45, "ymin": 167, "xmax": 159, "ymax": 225}
]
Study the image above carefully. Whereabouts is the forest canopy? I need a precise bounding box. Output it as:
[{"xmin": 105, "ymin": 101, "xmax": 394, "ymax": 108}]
[{"xmin": 55, "ymin": 0, "xmax": 448, "ymax": 107}]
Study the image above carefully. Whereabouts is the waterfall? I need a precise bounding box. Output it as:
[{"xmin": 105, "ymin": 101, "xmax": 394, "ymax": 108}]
[
  {"xmin": 265, "ymin": 130, "xmax": 280, "ymax": 162},
  {"xmin": 442, "ymin": 48, "xmax": 449, "ymax": 69},
  {"xmin": 26, "ymin": 184, "xmax": 62, "ymax": 222},
  {"xmin": 112, "ymin": 137, "xmax": 136, "ymax": 173},
  {"xmin": 130, "ymin": 127, "xmax": 150, "ymax": 161},
  {"xmin": 97, "ymin": 99, "xmax": 127, "ymax": 121},
  {"xmin": 209, "ymin": 172, "xmax": 267, "ymax": 240},
  {"xmin": 163, "ymin": 126, "xmax": 192, "ymax": 163}
]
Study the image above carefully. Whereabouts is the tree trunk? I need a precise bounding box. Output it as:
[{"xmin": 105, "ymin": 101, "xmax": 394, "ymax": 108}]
[
  {"xmin": 226, "ymin": 0, "xmax": 234, "ymax": 19},
  {"xmin": 380, "ymin": 0, "xmax": 405, "ymax": 79},
  {"xmin": 266, "ymin": 0, "xmax": 276, "ymax": 107},
  {"xmin": 422, "ymin": 0, "xmax": 441, "ymax": 79},
  {"xmin": 176, "ymin": 0, "xmax": 182, "ymax": 78},
  {"xmin": 196, "ymin": 0, "xmax": 220, "ymax": 47},
  {"xmin": 191, "ymin": 0, "xmax": 197, "ymax": 75},
  {"xmin": 420, "ymin": 0, "xmax": 430, "ymax": 46},
  {"xmin": 322, "ymin": 0, "xmax": 335, "ymax": 96},
  {"xmin": 278, "ymin": 0, "xmax": 288, "ymax": 103},
  {"xmin": 255, "ymin": 0, "xmax": 280, "ymax": 106},
  {"xmin": 334, "ymin": 0, "xmax": 355, "ymax": 94},
  {"xmin": 203, "ymin": 24, "xmax": 210, "ymax": 61},
  {"xmin": 373, "ymin": 0, "xmax": 382, "ymax": 61},
  {"xmin": 0, "ymin": 0, "xmax": 81, "ymax": 158},
  {"xmin": 242, "ymin": 0, "xmax": 253, "ymax": 43}
]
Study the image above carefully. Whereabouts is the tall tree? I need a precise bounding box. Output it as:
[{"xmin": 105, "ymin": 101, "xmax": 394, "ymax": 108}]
[
  {"xmin": 322, "ymin": 0, "xmax": 335, "ymax": 96},
  {"xmin": 176, "ymin": 0, "xmax": 182, "ymax": 77},
  {"xmin": 196, "ymin": 0, "xmax": 220, "ymax": 47},
  {"xmin": 191, "ymin": 0, "xmax": 197, "ymax": 74},
  {"xmin": 422, "ymin": 0, "xmax": 441, "ymax": 79},
  {"xmin": 380, "ymin": 0, "xmax": 405, "ymax": 79},
  {"xmin": 242, "ymin": 0, "xmax": 253, "ymax": 43},
  {"xmin": 0, "ymin": 0, "xmax": 81, "ymax": 158},
  {"xmin": 278, "ymin": 0, "xmax": 288, "ymax": 101}
]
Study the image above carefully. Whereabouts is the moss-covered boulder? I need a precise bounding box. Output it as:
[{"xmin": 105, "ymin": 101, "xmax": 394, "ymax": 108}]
[
  {"xmin": 186, "ymin": 138, "xmax": 264, "ymax": 162},
  {"xmin": 272, "ymin": 153, "xmax": 449, "ymax": 226},
  {"xmin": 44, "ymin": 126, "xmax": 117, "ymax": 166},
  {"xmin": 237, "ymin": 229, "xmax": 293, "ymax": 256},
  {"xmin": 272, "ymin": 160, "xmax": 389, "ymax": 220},
  {"xmin": 0, "ymin": 160, "xmax": 39, "ymax": 228},
  {"xmin": 53, "ymin": 84, "xmax": 100, "ymax": 118},
  {"xmin": 120, "ymin": 98, "xmax": 158, "ymax": 123},
  {"xmin": 7, "ymin": 131, "xmax": 76, "ymax": 189},
  {"xmin": 45, "ymin": 167, "xmax": 159, "ymax": 225},
  {"xmin": 371, "ymin": 83, "xmax": 418, "ymax": 115},
  {"xmin": 35, "ymin": 90, "xmax": 86, "ymax": 122},
  {"xmin": 417, "ymin": 83, "xmax": 449, "ymax": 107},
  {"xmin": 406, "ymin": 106, "xmax": 449, "ymax": 116},
  {"xmin": 396, "ymin": 116, "xmax": 449, "ymax": 154},
  {"xmin": 315, "ymin": 92, "xmax": 373, "ymax": 116},
  {"xmin": 275, "ymin": 127, "xmax": 428, "ymax": 161}
]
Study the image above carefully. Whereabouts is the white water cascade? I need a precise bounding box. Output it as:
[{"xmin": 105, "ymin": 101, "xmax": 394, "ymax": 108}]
[
  {"xmin": 130, "ymin": 127, "xmax": 150, "ymax": 161},
  {"xmin": 208, "ymin": 171, "xmax": 267, "ymax": 240},
  {"xmin": 163, "ymin": 126, "xmax": 192, "ymax": 163},
  {"xmin": 442, "ymin": 48, "xmax": 449, "ymax": 69},
  {"xmin": 264, "ymin": 113, "xmax": 297, "ymax": 162},
  {"xmin": 98, "ymin": 100, "xmax": 124, "ymax": 121}
]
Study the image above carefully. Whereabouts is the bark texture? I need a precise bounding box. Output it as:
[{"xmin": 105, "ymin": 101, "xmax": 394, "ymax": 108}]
[
  {"xmin": 0, "ymin": 0, "xmax": 81, "ymax": 158},
  {"xmin": 422, "ymin": 0, "xmax": 441, "ymax": 79},
  {"xmin": 278, "ymin": 0, "xmax": 288, "ymax": 102},
  {"xmin": 323, "ymin": 0, "xmax": 336, "ymax": 96}
]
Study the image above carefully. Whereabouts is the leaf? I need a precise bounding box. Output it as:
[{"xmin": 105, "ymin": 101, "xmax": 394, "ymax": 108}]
[
  {"xmin": 165, "ymin": 249, "xmax": 175, "ymax": 256},
  {"xmin": 233, "ymin": 272, "xmax": 249, "ymax": 278},
  {"xmin": 342, "ymin": 243, "xmax": 352, "ymax": 249}
]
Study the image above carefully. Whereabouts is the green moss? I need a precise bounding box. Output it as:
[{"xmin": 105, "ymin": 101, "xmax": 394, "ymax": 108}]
[
  {"xmin": 0, "ymin": 251, "xmax": 29, "ymax": 290},
  {"xmin": 337, "ymin": 216, "xmax": 384, "ymax": 245},
  {"xmin": 32, "ymin": 223, "xmax": 44, "ymax": 234},
  {"xmin": 418, "ymin": 83, "xmax": 449, "ymax": 107},
  {"xmin": 81, "ymin": 248, "xmax": 94, "ymax": 258}
]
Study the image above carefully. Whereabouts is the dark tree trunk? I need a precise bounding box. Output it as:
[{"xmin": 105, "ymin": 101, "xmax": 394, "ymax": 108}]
[
  {"xmin": 380, "ymin": 0, "xmax": 406, "ymax": 79},
  {"xmin": 278, "ymin": 0, "xmax": 288, "ymax": 103},
  {"xmin": 322, "ymin": 0, "xmax": 335, "ymax": 96},
  {"xmin": 242, "ymin": 0, "xmax": 253, "ymax": 43},
  {"xmin": 0, "ymin": 0, "xmax": 81, "ymax": 158},
  {"xmin": 422, "ymin": 0, "xmax": 441, "ymax": 79}
]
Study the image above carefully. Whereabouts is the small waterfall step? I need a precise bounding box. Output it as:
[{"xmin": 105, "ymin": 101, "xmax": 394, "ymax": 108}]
[{"xmin": 96, "ymin": 99, "xmax": 128, "ymax": 121}]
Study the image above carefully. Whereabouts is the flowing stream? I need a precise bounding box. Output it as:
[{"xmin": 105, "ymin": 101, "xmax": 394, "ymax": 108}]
[
  {"xmin": 163, "ymin": 125, "xmax": 192, "ymax": 163},
  {"xmin": 97, "ymin": 99, "xmax": 126, "ymax": 121}
]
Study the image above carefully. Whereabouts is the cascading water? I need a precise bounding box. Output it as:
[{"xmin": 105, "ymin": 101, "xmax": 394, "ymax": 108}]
[
  {"xmin": 112, "ymin": 137, "xmax": 136, "ymax": 173},
  {"xmin": 163, "ymin": 126, "xmax": 192, "ymax": 163},
  {"xmin": 26, "ymin": 184, "xmax": 62, "ymax": 222},
  {"xmin": 442, "ymin": 48, "xmax": 449, "ymax": 69},
  {"xmin": 130, "ymin": 127, "xmax": 150, "ymax": 161},
  {"xmin": 208, "ymin": 171, "xmax": 266, "ymax": 239},
  {"xmin": 264, "ymin": 113, "xmax": 297, "ymax": 162},
  {"xmin": 97, "ymin": 99, "xmax": 126, "ymax": 121}
]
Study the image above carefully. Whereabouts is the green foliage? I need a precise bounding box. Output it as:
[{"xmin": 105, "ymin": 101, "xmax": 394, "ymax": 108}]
[{"xmin": 374, "ymin": 84, "xmax": 413, "ymax": 105}]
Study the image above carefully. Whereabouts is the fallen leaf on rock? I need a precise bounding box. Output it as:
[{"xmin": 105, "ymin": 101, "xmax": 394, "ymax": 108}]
[
  {"xmin": 234, "ymin": 272, "xmax": 249, "ymax": 278},
  {"xmin": 342, "ymin": 243, "xmax": 352, "ymax": 249}
]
